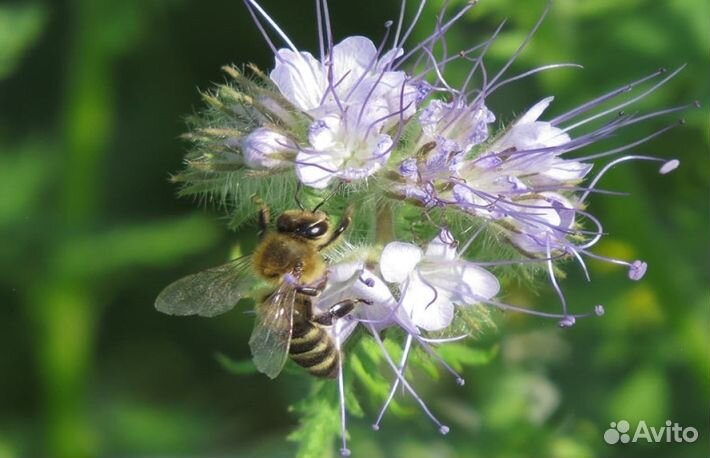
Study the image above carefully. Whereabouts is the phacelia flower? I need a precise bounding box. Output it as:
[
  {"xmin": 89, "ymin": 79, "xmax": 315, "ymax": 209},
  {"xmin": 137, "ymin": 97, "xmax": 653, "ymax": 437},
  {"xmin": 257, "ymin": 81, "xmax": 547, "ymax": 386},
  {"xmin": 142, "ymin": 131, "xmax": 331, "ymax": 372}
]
[
  {"xmin": 380, "ymin": 230, "xmax": 500, "ymax": 331},
  {"xmin": 167, "ymin": 1, "xmax": 696, "ymax": 456},
  {"xmin": 247, "ymin": 0, "xmax": 420, "ymax": 188}
]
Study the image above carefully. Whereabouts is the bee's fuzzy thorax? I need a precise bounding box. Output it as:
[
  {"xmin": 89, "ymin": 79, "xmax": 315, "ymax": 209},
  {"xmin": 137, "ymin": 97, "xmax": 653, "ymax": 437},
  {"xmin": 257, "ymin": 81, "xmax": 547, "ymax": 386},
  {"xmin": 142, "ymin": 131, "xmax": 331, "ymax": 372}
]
[{"xmin": 251, "ymin": 231, "xmax": 326, "ymax": 284}]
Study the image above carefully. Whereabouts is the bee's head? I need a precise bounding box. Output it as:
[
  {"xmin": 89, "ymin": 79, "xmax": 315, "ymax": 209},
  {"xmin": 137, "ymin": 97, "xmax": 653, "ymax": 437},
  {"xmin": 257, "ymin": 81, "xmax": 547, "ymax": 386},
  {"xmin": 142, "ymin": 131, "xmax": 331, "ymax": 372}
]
[{"xmin": 276, "ymin": 210, "xmax": 330, "ymax": 240}]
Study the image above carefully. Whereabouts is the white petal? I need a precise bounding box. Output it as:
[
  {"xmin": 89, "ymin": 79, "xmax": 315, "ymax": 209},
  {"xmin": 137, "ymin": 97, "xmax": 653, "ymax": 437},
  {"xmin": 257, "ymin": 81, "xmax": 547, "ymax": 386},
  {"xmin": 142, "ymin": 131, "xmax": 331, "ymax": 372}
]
[
  {"xmin": 376, "ymin": 47, "xmax": 404, "ymax": 72},
  {"xmin": 541, "ymin": 159, "xmax": 592, "ymax": 183},
  {"xmin": 295, "ymin": 150, "xmax": 339, "ymax": 189},
  {"xmin": 353, "ymin": 269, "xmax": 404, "ymax": 331},
  {"xmin": 308, "ymin": 115, "xmax": 341, "ymax": 151},
  {"xmin": 457, "ymin": 264, "xmax": 500, "ymax": 303},
  {"xmin": 424, "ymin": 230, "xmax": 457, "ymax": 261},
  {"xmin": 270, "ymin": 49, "xmax": 325, "ymax": 112},
  {"xmin": 517, "ymin": 96, "xmax": 554, "ymax": 125},
  {"xmin": 418, "ymin": 259, "xmax": 499, "ymax": 304},
  {"xmin": 380, "ymin": 242, "xmax": 422, "ymax": 284},
  {"xmin": 503, "ymin": 122, "xmax": 571, "ymax": 151},
  {"xmin": 402, "ymin": 273, "xmax": 454, "ymax": 331},
  {"xmin": 331, "ymin": 36, "xmax": 377, "ymax": 95},
  {"xmin": 351, "ymin": 269, "xmax": 393, "ymax": 304},
  {"xmin": 506, "ymin": 193, "xmax": 576, "ymax": 253},
  {"xmin": 327, "ymin": 260, "xmax": 364, "ymax": 283}
]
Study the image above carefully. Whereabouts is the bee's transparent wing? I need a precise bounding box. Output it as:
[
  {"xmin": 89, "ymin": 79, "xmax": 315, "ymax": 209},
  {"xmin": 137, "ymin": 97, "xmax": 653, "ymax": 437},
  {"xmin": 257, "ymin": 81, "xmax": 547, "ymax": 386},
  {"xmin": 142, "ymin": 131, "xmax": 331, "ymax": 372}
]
[
  {"xmin": 155, "ymin": 256, "xmax": 255, "ymax": 317},
  {"xmin": 248, "ymin": 282, "xmax": 297, "ymax": 379}
]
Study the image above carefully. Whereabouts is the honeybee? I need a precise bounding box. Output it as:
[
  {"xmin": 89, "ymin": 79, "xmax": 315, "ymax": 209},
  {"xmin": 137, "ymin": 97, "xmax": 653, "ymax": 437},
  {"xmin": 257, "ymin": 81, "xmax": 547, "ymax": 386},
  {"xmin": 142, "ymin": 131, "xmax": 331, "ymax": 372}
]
[{"xmin": 155, "ymin": 198, "xmax": 367, "ymax": 379}]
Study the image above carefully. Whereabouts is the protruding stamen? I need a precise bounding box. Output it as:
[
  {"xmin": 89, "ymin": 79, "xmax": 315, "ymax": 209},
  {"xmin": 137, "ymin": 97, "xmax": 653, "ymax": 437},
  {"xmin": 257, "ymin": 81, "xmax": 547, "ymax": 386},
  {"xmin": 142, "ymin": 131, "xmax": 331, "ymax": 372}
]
[
  {"xmin": 243, "ymin": 0, "xmax": 281, "ymax": 56},
  {"xmin": 396, "ymin": 1, "xmax": 476, "ymax": 66},
  {"xmin": 245, "ymin": 0, "xmax": 300, "ymax": 53},
  {"xmin": 373, "ymin": 334, "xmax": 413, "ymax": 431},
  {"xmin": 480, "ymin": 296, "xmax": 602, "ymax": 321},
  {"xmin": 560, "ymin": 65, "xmax": 685, "ymax": 134},
  {"xmin": 550, "ymin": 67, "xmax": 669, "ymax": 125},
  {"xmin": 486, "ymin": 63, "xmax": 583, "ymax": 95},
  {"xmin": 580, "ymin": 155, "xmax": 674, "ymax": 203},
  {"xmin": 546, "ymin": 236, "xmax": 569, "ymax": 318},
  {"xmin": 335, "ymin": 330, "xmax": 349, "ymax": 458},
  {"xmin": 368, "ymin": 325, "xmax": 448, "ymax": 432},
  {"xmin": 411, "ymin": 332, "xmax": 465, "ymax": 386},
  {"xmin": 390, "ymin": 0, "xmax": 428, "ymax": 70},
  {"xmin": 473, "ymin": 0, "xmax": 550, "ymax": 106},
  {"xmin": 573, "ymin": 121, "xmax": 682, "ymax": 163}
]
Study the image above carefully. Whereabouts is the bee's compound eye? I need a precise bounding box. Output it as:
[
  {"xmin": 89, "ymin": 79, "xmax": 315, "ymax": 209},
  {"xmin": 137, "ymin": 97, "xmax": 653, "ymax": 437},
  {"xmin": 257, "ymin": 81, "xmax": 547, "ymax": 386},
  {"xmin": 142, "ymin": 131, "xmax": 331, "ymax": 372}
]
[{"xmin": 306, "ymin": 221, "xmax": 328, "ymax": 237}]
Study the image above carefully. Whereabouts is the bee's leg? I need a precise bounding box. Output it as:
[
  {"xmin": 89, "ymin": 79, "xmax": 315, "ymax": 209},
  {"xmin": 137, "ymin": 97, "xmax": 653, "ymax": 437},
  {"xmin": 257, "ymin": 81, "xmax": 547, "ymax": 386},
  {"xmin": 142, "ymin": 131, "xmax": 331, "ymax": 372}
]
[
  {"xmin": 312, "ymin": 298, "xmax": 372, "ymax": 326},
  {"xmin": 251, "ymin": 195, "xmax": 270, "ymax": 238},
  {"xmin": 295, "ymin": 275, "xmax": 328, "ymax": 297},
  {"xmin": 296, "ymin": 285, "xmax": 321, "ymax": 296},
  {"xmin": 319, "ymin": 206, "xmax": 352, "ymax": 251}
]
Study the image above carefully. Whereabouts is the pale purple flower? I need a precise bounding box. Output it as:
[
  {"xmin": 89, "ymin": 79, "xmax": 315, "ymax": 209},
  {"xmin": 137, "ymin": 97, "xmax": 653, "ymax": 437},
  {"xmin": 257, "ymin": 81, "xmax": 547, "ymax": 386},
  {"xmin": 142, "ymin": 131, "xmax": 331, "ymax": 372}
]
[
  {"xmin": 247, "ymin": 0, "xmax": 419, "ymax": 188},
  {"xmin": 241, "ymin": 127, "xmax": 295, "ymax": 169},
  {"xmin": 419, "ymin": 99, "xmax": 496, "ymax": 153},
  {"xmin": 295, "ymin": 109, "xmax": 395, "ymax": 188},
  {"xmin": 317, "ymin": 259, "xmax": 410, "ymax": 336},
  {"xmin": 380, "ymin": 230, "xmax": 500, "ymax": 331},
  {"xmin": 388, "ymin": 4, "xmax": 691, "ymax": 325}
]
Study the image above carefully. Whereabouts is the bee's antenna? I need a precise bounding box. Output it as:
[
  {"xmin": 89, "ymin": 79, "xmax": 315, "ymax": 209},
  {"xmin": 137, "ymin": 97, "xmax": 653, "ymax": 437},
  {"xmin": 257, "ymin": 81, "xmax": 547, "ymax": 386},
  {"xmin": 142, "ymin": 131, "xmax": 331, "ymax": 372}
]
[
  {"xmin": 312, "ymin": 183, "xmax": 343, "ymax": 212},
  {"xmin": 294, "ymin": 182, "xmax": 305, "ymax": 210}
]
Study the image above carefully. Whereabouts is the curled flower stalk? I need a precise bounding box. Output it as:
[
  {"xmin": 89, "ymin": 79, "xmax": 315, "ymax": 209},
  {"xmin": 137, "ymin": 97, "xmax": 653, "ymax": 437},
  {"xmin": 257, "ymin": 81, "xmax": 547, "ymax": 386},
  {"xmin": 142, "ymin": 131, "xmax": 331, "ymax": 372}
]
[{"xmin": 164, "ymin": 0, "xmax": 696, "ymax": 455}]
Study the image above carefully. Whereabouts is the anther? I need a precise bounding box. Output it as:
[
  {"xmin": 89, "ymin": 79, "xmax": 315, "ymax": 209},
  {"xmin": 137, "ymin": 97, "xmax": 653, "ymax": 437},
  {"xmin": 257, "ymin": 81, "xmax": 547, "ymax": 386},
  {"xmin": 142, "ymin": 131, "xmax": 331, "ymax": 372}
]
[
  {"xmin": 371, "ymin": 424, "xmax": 380, "ymax": 431},
  {"xmin": 558, "ymin": 316, "xmax": 576, "ymax": 328},
  {"xmin": 628, "ymin": 260, "xmax": 647, "ymax": 281},
  {"xmin": 340, "ymin": 447, "xmax": 351, "ymax": 457},
  {"xmin": 659, "ymin": 159, "xmax": 679, "ymax": 174},
  {"xmin": 594, "ymin": 304, "xmax": 606, "ymax": 316},
  {"xmin": 439, "ymin": 425, "xmax": 450, "ymax": 435}
]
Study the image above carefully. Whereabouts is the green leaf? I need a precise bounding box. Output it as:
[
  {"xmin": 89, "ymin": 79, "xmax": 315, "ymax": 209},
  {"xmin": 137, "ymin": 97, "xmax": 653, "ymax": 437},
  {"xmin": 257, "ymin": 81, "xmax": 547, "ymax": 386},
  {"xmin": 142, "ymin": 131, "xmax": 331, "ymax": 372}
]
[
  {"xmin": 607, "ymin": 367, "xmax": 669, "ymax": 426},
  {"xmin": 0, "ymin": 4, "xmax": 47, "ymax": 79},
  {"xmin": 434, "ymin": 344, "xmax": 499, "ymax": 373},
  {"xmin": 0, "ymin": 142, "xmax": 53, "ymax": 227},
  {"xmin": 51, "ymin": 214, "xmax": 222, "ymax": 279}
]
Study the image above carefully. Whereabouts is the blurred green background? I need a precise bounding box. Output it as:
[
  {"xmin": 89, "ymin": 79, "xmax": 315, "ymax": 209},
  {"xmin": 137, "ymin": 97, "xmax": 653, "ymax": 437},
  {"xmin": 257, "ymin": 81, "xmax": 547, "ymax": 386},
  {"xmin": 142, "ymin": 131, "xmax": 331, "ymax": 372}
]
[{"xmin": 0, "ymin": 0, "xmax": 707, "ymax": 457}]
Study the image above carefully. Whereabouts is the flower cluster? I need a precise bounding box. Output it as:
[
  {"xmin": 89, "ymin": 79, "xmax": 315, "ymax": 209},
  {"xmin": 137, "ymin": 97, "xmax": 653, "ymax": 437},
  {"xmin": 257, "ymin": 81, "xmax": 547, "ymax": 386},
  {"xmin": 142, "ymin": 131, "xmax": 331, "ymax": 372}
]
[{"xmin": 172, "ymin": 0, "xmax": 693, "ymax": 455}]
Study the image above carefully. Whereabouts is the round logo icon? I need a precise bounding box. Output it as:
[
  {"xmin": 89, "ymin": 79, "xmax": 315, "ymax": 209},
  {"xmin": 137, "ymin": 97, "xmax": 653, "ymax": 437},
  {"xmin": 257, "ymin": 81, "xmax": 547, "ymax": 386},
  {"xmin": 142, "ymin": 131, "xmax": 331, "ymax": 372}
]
[{"xmin": 604, "ymin": 420, "xmax": 631, "ymax": 444}]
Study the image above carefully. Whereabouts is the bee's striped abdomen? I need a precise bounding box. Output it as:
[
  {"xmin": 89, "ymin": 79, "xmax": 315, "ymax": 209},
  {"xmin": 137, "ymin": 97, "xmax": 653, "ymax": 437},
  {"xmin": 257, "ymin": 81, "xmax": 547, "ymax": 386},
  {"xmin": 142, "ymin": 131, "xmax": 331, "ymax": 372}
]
[{"xmin": 289, "ymin": 321, "xmax": 339, "ymax": 379}]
